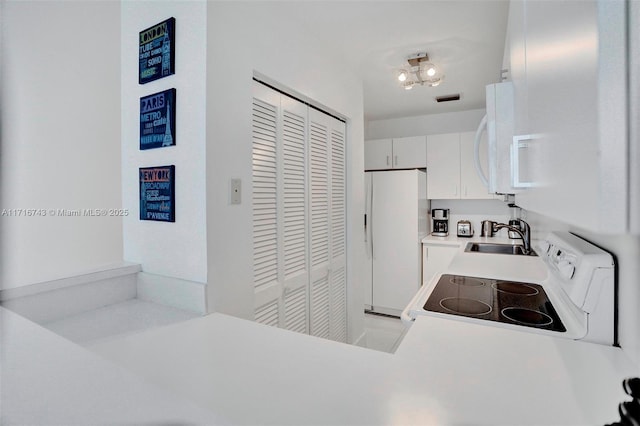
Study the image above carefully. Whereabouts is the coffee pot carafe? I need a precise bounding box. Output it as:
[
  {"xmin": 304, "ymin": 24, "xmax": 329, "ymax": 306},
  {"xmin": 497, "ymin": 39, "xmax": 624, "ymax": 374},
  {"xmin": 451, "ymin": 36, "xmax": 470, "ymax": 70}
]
[{"xmin": 431, "ymin": 209, "xmax": 450, "ymax": 237}]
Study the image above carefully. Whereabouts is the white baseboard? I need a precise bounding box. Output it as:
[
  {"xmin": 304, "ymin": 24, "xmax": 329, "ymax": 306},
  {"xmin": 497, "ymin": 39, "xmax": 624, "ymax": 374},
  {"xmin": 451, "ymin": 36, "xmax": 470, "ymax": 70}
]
[
  {"xmin": 0, "ymin": 262, "xmax": 141, "ymax": 301},
  {"xmin": 1, "ymin": 265, "xmax": 139, "ymax": 324},
  {"xmin": 136, "ymin": 272, "xmax": 207, "ymax": 315}
]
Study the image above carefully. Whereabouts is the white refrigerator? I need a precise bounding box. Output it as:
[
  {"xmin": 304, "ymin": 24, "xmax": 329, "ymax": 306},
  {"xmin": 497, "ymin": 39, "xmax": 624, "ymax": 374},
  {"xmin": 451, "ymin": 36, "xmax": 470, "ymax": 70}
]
[{"xmin": 364, "ymin": 169, "xmax": 428, "ymax": 316}]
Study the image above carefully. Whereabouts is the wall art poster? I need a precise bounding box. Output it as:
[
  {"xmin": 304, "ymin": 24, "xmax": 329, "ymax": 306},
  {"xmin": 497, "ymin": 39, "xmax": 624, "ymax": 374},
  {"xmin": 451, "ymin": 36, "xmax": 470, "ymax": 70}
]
[
  {"xmin": 139, "ymin": 17, "xmax": 175, "ymax": 84},
  {"xmin": 140, "ymin": 88, "xmax": 176, "ymax": 150},
  {"xmin": 139, "ymin": 165, "xmax": 175, "ymax": 222}
]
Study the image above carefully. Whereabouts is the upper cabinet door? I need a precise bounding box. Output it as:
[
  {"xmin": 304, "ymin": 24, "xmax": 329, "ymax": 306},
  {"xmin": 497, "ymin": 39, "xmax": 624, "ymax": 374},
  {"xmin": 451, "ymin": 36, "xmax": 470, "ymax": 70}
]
[
  {"xmin": 364, "ymin": 139, "xmax": 393, "ymax": 170},
  {"xmin": 508, "ymin": 0, "xmax": 528, "ymax": 136},
  {"xmin": 392, "ymin": 136, "xmax": 427, "ymax": 169},
  {"xmin": 426, "ymin": 133, "xmax": 460, "ymax": 199},
  {"xmin": 510, "ymin": 0, "xmax": 628, "ymax": 233},
  {"xmin": 460, "ymin": 131, "xmax": 494, "ymax": 199}
]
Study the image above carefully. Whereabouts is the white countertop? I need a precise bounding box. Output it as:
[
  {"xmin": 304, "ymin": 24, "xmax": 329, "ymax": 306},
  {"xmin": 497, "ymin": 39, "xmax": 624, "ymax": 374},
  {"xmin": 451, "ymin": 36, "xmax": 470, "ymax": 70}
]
[
  {"xmin": 91, "ymin": 311, "xmax": 635, "ymax": 425},
  {"xmin": 0, "ymin": 306, "xmax": 220, "ymax": 425},
  {"xmin": 422, "ymin": 233, "xmax": 525, "ymax": 247},
  {"xmin": 422, "ymin": 233, "xmax": 549, "ymax": 282},
  {"xmin": 2, "ymin": 302, "xmax": 638, "ymax": 425}
]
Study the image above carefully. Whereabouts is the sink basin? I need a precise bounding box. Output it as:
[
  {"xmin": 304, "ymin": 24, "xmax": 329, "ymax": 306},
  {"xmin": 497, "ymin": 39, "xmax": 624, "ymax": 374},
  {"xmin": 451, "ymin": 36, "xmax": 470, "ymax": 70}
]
[{"xmin": 464, "ymin": 242, "xmax": 537, "ymax": 256}]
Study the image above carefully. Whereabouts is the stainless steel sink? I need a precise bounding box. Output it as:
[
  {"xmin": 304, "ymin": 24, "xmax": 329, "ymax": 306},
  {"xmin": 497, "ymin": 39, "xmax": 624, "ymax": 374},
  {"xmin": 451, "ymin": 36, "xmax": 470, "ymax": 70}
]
[{"xmin": 464, "ymin": 242, "xmax": 537, "ymax": 256}]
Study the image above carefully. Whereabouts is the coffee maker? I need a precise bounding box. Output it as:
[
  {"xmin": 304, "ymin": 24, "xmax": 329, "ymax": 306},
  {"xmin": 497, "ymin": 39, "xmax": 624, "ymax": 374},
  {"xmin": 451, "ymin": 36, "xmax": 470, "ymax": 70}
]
[{"xmin": 431, "ymin": 209, "xmax": 450, "ymax": 237}]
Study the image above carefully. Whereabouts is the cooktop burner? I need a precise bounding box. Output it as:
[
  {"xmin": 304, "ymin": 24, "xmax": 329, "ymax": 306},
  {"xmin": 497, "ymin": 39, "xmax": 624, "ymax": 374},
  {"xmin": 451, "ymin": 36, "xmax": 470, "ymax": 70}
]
[
  {"xmin": 492, "ymin": 281, "xmax": 539, "ymax": 296},
  {"xmin": 439, "ymin": 297, "xmax": 493, "ymax": 316},
  {"xmin": 501, "ymin": 307, "xmax": 553, "ymax": 326},
  {"xmin": 423, "ymin": 274, "xmax": 566, "ymax": 332},
  {"xmin": 449, "ymin": 276, "xmax": 485, "ymax": 287}
]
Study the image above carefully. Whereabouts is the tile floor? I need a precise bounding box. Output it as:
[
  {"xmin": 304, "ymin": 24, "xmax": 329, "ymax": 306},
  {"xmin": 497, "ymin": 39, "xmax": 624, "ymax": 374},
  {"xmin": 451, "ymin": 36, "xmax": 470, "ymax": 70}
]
[
  {"xmin": 362, "ymin": 312, "xmax": 408, "ymax": 353},
  {"xmin": 42, "ymin": 299, "xmax": 199, "ymax": 346},
  {"xmin": 41, "ymin": 299, "xmax": 408, "ymax": 353}
]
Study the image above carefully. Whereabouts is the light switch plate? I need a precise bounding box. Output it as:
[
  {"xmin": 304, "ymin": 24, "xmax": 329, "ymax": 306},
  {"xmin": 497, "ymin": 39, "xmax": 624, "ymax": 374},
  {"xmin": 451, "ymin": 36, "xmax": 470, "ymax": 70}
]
[{"xmin": 230, "ymin": 178, "xmax": 241, "ymax": 205}]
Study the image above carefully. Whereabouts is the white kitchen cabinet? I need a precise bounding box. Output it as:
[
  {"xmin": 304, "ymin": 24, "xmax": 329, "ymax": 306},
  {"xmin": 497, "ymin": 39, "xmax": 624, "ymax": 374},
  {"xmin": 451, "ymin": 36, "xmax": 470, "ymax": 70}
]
[
  {"xmin": 422, "ymin": 243, "xmax": 459, "ymax": 285},
  {"xmin": 365, "ymin": 138, "xmax": 393, "ymax": 170},
  {"xmin": 506, "ymin": 0, "xmax": 628, "ymax": 233},
  {"xmin": 459, "ymin": 131, "xmax": 494, "ymax": 199},
  {"xmin": 426, "ymin": 133, "xmax": 460, "ymax": 199},
  {"xmin": 365, "ymin": 136, "xmax": 426, "ymax": 170},
  {"xmin": 393, "ymin": 136, "xmax": 427, "ymax": 169},
  {"xmin": 507, "ymin": 0, "xmax": 528, "ymax": 138},
  {"xmin": 426, "ymin": 132, "xmax": 494, "ymax": 200}
]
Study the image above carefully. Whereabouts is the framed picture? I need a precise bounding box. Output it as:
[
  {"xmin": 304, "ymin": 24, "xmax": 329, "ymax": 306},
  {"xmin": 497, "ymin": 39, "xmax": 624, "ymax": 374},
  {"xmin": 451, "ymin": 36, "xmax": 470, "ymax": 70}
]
[
  {"xmin": 139, "ymin": 165, "xmax": 175, "ymax": 222},
  {"xmin": 140, "ymin": 88, "xmax": 176, "ymax": 150},
  {"xmin": 139, "ymin": 17, "xmax": 175, "ymax": 84}
]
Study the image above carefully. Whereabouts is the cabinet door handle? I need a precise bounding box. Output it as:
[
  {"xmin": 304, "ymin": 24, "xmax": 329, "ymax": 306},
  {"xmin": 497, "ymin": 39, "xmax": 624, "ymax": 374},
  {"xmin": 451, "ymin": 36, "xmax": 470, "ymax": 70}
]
[
  {"xmin": 386, "ymin": 155, "xmax": 390, "ymax": 166},
  {"xmin": 394, "ymin": 155, "xmax": 398, "ymax": 166}
]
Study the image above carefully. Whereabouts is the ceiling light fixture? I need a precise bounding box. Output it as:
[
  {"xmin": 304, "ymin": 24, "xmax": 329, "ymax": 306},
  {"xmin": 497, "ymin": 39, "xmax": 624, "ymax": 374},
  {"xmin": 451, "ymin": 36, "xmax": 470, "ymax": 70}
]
[{"xmin": 396, "ymin": 52, "xmax": 444, "ymax": 89}]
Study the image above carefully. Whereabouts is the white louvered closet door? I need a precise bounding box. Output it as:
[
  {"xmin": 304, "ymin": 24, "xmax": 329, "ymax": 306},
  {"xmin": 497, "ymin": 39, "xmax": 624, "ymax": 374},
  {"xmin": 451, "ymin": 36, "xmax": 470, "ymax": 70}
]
[
  {"xmin": 328, "ymin": 115, "xmax": 347, "ymax": 343},
  {"xmin": 252, "ymin": 81, "xmax": 346, "ymax": 343},
  {"xmin": 309, "ymin": 108, "xmax": 347, "ymax": 343},
  {"xmin": 252, "ymin": 83, "xmax": 281, "ymax": 326},
  {"xmin": 279, "ymin": 95, "xmax": 309, "ymax": 334},
  {"xmin": 252, "ymin": 82, "xmax": 309, "ymax": 333}
]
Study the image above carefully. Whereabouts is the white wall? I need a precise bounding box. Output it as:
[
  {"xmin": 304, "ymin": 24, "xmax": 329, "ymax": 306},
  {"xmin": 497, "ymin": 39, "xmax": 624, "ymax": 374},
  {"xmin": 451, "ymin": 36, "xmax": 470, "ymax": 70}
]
[
  {"xmin": 0, "ymin": 1, "xmax": 123, "ymax": 289},
  {"xmin": 205, "ymin": 2, "xmax": 366, "ymax": 342},
  {"xmin": 366, "ymin": 109, "xmax": 486, "ymax": 140},
  {"xmin": 525, "ymin": 210, "xmax": 640, "ymax": 371},
  {"xmin": 121, "ymin": 1, "xmax": 207, "ymax": 285},
  {"xmin": 430, "ymin": 200, "xmax": 511, "ymax": 237}
]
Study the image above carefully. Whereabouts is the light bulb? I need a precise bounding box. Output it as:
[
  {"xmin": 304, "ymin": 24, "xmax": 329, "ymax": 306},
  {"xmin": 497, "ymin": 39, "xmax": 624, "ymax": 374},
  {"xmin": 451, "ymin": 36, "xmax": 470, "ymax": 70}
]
[
  {"xmin": 427, "ymin": 77, "xmax": 442, "ymax": 87},
  {"xmin": 403, "ymin": 81, "xmax": 415, "ymax": 90},
  {"xmin": 420, "ymin": 61, "xmax": 438, "ymax": 80},
  {"xmin": 397, "ymin": 70, "xmax": 408, "ymax": 82}
]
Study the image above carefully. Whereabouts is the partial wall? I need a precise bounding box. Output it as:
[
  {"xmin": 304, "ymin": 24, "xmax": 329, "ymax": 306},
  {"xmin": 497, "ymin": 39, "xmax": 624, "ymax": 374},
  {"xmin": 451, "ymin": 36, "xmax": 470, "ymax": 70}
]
[
  {"xmin": 205, "ymin": 2, "xmax": 367, "ymax": 342},
  {"xmin": 0, "ymin": 1, "xmax": 123, "ymax": 289}
]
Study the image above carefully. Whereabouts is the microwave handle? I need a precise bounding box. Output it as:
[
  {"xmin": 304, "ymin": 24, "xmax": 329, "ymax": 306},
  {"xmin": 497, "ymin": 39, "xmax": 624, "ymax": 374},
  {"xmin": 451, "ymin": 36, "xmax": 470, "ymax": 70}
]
[
  {"xmin": 473, "ymin": 114, "xmax": 490, "ymax": 189},
  {"xmin": 511, "ymin": 134, "xmax": 536, "ymax": 188}
]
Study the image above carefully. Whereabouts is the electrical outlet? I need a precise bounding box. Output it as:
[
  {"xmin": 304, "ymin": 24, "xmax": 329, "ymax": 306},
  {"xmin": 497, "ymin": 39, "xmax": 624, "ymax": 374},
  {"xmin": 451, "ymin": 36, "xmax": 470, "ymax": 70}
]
[{"xmin": 230, "ymin": 179, "xmax": 241, "ymax": 205}]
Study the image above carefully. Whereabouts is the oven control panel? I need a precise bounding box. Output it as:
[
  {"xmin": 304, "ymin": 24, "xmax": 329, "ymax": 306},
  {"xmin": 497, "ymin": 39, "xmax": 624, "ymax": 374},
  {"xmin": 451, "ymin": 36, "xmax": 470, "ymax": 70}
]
[
  {"xmin": 539, "ymin": 239, "xmax": 577, "ymax": 280},
  {"xmin": 539, "ymin": 231, "xmax": 614, "ymax": 311}
]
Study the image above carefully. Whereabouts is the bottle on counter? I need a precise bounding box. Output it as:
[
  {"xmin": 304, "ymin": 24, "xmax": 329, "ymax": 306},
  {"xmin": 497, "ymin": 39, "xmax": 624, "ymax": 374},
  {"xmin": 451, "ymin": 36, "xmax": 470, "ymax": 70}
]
[{"xmin": 508, "ymin": 204, "xmax": 522, "ymax": 239}]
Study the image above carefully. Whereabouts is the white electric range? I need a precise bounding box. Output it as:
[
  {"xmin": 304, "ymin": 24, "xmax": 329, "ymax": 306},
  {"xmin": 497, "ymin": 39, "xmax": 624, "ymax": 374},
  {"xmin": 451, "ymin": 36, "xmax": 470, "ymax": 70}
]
[{"xmin": 402, "ymin": 231, "xmax": 616, "ymax": 345}]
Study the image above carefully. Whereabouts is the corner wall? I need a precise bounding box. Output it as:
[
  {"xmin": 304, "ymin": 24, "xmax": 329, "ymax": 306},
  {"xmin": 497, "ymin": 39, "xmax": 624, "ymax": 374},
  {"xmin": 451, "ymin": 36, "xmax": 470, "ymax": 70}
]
[
  {"xmin": 1, "ymin": 1, "xmax": 123, "ymax": 289},
  {"xmin": 206, "ymin": 2, "xmax": 366, "ymax": 343}
]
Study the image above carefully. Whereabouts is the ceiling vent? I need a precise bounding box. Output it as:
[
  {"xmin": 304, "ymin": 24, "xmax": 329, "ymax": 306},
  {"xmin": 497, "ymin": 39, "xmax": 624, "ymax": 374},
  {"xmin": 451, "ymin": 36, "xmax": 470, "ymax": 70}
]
[{"xmin": 435, "ymin": 94, "xmax": 461, "ymax": 103}]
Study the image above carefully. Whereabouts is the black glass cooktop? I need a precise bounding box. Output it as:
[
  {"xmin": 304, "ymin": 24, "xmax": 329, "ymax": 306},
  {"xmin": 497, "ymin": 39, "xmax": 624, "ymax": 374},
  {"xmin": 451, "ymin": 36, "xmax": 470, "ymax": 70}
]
[{"xmin": 423, "ymin": 274, "xmax": 566, "ymax": 332}]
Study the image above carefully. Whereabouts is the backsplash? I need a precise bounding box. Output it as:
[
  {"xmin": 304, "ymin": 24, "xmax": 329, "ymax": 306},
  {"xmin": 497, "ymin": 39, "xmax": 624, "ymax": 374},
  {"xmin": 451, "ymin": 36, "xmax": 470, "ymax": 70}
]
[{"xmin": 430, "ymin": 199, "xmax": 510, "ymax": 237}]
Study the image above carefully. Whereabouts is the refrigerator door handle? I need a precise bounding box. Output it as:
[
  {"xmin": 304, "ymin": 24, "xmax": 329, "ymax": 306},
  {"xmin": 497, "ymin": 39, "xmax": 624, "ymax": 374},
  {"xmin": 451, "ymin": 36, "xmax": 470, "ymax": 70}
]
[{"xmin": 365, "ymin": 174, "xmax": 374, "ymax": 260}]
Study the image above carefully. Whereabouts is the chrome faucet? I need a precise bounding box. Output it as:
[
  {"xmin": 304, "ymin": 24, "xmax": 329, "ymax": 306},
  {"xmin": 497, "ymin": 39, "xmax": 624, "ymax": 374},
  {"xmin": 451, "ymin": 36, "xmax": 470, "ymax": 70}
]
[{"xmin": 494, "ymin": 219, "xmax": 532, "ymax": 255}]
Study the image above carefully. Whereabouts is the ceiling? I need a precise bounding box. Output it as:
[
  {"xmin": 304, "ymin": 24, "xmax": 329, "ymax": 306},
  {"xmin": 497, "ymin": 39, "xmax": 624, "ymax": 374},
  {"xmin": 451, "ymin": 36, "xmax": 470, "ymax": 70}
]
[{"xmin": 287, "ymin": 1, "xmax": 510, "ymax": 122}]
